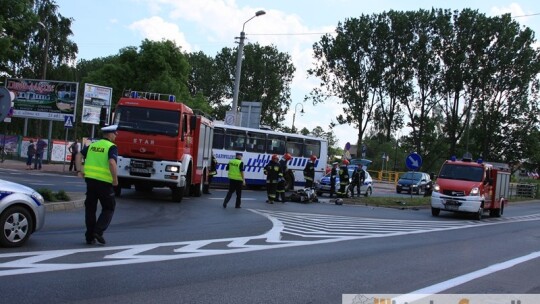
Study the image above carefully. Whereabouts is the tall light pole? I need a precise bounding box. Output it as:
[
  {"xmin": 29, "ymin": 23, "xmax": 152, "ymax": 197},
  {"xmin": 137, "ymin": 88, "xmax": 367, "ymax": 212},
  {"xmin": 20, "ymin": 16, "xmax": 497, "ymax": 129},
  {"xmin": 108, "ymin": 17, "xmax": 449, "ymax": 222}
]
[
  {"xmin": 37, "ymin": 21, "xmax": 49, "ymax": 80},
  {"xmin": 38, "ymin": 21, "xmax": 52, "ymax": 164},
  {"xmin": 231, "ymin": 10, "xmax": 266, "ymax": 126},
  {"xmin": 291, "ymin": 103, "xmax": 304, "ymax": 132}
]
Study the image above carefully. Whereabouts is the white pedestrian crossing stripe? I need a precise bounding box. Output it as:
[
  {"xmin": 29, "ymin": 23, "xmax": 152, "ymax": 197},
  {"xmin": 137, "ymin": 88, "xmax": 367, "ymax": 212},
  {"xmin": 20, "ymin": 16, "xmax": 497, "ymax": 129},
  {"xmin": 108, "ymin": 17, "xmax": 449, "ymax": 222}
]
[{"xmin": 0, "ymin": 210, "xmax": 539, "ymax": 277}]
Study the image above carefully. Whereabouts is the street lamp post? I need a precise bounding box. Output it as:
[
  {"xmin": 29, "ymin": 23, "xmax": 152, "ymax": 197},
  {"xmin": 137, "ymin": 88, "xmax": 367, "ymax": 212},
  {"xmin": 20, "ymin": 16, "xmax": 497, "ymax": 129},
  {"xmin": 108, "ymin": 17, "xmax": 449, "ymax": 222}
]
[
  {"xmin": 37, "ymin": 21, "xmax": 53, "ymax": 164},
  {"xmin": 231, "ymin": 10, "xmax": 266, "ymax": 126},
  {"xmin": 37, "ymin": 21, "xmax": 49, "ymax": 80},
  {"xmin": 291, "ymin": 103, "xmax": 304, "ymax": 132}
]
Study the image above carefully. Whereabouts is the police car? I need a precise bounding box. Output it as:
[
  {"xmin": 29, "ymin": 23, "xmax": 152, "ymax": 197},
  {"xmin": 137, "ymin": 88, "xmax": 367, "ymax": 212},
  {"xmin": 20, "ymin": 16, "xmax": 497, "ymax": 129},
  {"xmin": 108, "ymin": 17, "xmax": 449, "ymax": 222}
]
[
  {"xmin": 0, "ymin": 179, "xmax": 46, "ymax": 247},
  {"xmin": 314, "ymin": 165, "xmax": 373, "ymax": 197}
]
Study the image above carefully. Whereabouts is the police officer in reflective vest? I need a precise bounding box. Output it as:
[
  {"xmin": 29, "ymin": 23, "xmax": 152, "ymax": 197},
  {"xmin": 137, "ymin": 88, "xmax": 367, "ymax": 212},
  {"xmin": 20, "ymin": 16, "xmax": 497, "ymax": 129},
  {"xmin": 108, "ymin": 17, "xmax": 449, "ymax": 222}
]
[
  {"xmin": 264, "ymin": 154, "xmax": 281, "ymax": 204},
  {"xmin": 76, "ymin": 125, "xmax": 119, "ymax": 245},
  {"xmin": 223, "ymin": 152, "xmax": 245, "ymax": 208},
  {"xmin": 337, "ymin": 159, "xmax": 350, "ymax": 198}
]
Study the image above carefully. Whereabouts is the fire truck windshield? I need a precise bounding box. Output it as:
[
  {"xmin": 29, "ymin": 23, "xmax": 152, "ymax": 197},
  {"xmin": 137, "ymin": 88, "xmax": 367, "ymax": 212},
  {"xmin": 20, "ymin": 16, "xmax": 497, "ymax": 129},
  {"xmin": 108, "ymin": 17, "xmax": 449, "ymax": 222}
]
[
  {"xmin": 114, "ymin": 106, "xmax": 180, "ymax": 136},
  {"xmin": 438, "ymin": 164, "xmax": 484, "ymax": 182}
]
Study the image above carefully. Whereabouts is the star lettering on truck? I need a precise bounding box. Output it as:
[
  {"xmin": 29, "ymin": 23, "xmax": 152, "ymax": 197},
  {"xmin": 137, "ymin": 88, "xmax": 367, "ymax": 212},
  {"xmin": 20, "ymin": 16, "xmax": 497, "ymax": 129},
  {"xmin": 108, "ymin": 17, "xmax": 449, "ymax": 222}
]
[{"xmin": 133, "ymin": 138, "xmax": 155, "ymax": 145}]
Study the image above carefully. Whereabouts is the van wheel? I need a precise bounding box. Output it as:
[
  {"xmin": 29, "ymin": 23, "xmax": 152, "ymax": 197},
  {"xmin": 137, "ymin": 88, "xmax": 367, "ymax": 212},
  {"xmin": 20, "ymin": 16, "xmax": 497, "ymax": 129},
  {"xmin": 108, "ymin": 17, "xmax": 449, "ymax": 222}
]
[{"xmin": 431, "ymin": 207, "xmax": 440, "ymax": 216}]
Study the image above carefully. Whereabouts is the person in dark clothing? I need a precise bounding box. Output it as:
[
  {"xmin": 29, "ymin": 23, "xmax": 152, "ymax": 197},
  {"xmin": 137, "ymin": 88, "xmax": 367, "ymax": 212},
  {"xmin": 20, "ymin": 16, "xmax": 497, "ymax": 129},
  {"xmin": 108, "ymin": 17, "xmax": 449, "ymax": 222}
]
[
  {"xmin": 223, "ymin": 152, "xmax": 245, "ymax": 208},
  {"xmin": 68, "ymin": 139, "xmax": 79, "ymax": 172},
  {"xmin": 303, "ymin": 155, "xmax": 317, "ymax": 188},
  {"xmin": 330, "ymin": 162, "xmax": 338, "ymax": 198},
  {"xmin": 76, "ymin": 125, "xmax": 119, "ymax": 245},
  {"xmin": 276, "ymin": 153, "xmax": 292, "ymax": 202},
  {"xmin": 349, "ymin": 166, "xmax": 360, "ymax": 197},
  {"xmin": 34, "ymin": 137, "xmax": 47, "ymax": 170},
  {"xmin": 337, "ymin": 159, "xmax": 350, "ymax": 198},
  {"xmin": 264, "ymin": 154, "xmax": 281, "ymax": 204},
  {"xmin": 204, "ymin": 154, "xmax": 218, "ymax": 194},
  {"xmin": 26, "ymin": 139, "xmax": 36, "ymax": 170}
]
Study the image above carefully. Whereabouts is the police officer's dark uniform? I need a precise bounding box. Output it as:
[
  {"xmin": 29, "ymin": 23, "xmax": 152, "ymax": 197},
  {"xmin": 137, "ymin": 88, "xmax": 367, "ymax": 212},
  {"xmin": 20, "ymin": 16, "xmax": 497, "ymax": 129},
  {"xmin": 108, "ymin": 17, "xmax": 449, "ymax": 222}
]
[
  {"xmin": 264, "ymin": 155, "xmax": 281, "ymax": 204},
  {"xmin": 77, "ymin": 125, "xmax": 119, "ymax": 245},
  {"xmin": 223, "ymin": 152, "xmax": 245, "ymax": 208},
  {"xmin": 337, "ymin": 160, "xmax": 350, "ymax": 198},
  {"xmin": 303, "ymin": 155, "xmax": 316, "ymax": 188}
]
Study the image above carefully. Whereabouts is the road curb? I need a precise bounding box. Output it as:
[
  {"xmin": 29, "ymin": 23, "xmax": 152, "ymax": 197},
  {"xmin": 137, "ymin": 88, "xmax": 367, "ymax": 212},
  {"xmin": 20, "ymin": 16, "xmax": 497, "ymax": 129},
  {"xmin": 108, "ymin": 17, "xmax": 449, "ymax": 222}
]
[{"xmin": 44, "ymin": 192, "xmax": 85, "ymax": 212}]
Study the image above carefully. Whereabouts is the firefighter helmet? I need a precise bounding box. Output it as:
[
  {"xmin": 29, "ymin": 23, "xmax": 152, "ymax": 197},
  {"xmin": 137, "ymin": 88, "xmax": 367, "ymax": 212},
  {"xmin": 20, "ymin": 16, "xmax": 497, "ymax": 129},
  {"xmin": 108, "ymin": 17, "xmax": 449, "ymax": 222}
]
[
  {"xmin": 342, "ymin": 159, "xmax": 350, "ymax": 165},
  {"xmin": 310, "ymin": 155, "xmax": 317, "ymax": 161},
  {"xmin": 284, "ymin": 153, "xmax": 292, "ymax": 161},
  {"xmin": 272, "ymin": 154, "xmax": 279, "ymax": 161}
]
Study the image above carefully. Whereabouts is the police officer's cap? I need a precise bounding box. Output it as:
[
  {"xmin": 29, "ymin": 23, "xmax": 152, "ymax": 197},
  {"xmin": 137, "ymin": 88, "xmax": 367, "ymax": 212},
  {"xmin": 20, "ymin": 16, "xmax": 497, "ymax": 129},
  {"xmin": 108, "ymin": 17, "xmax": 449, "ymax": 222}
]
[
  {"xmin": 101, "ymin": 124, "xmax": 118, "ymax": 133},
  {"xmin": 235, "ymin": 152, "xmax": 243, "ymax": 157}
]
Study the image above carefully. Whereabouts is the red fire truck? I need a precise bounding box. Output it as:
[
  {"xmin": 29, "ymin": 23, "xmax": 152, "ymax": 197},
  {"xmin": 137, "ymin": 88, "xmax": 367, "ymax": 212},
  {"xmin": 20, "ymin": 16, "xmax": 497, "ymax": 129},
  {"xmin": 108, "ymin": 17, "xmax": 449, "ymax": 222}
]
[
  {"xmin": 431, "ymin": 154, "xmax": 510, "ymax": 220},
  {"xmin": 111, "ymin": 90, "xmax": 214, "ymax": 202}
]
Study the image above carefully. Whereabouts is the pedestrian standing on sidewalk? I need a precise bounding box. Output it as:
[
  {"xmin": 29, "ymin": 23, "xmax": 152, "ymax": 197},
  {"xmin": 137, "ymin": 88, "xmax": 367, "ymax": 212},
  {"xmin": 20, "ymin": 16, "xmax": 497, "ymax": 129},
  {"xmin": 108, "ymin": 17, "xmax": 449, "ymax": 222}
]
[
  {"xmin": 26, "ymin": 139, "xmax": 35, "ymax": 170},
  {"xmin": 34, "ymin": 137, "xmax": 47, "ymax": 170},
  {"xmin": 76, "ymin": 125, "xmax": 119, "ymax": 245},
  {"xmin": 68, "ymin": 139, "xmax": 79, "ymax": 172},
  {"xmin": 222, "ymin": 152, "xmax": 245, "ymax": 209}
]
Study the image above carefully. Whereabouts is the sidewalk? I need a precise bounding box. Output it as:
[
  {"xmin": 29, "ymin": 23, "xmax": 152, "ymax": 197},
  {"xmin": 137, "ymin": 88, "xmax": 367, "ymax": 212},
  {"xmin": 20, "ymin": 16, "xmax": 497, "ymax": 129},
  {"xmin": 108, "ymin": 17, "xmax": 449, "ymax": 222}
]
[{"xmin": 0, "ymin": 159, "xmax": 86, "ymax": 212}]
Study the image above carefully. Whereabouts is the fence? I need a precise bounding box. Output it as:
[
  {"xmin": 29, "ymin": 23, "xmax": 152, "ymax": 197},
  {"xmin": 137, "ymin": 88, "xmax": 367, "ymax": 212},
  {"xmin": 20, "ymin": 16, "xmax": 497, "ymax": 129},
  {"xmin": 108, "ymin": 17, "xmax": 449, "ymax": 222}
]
[{"xmin": 511, "ymin": 183, "xmax": 538, "ymax": 199}]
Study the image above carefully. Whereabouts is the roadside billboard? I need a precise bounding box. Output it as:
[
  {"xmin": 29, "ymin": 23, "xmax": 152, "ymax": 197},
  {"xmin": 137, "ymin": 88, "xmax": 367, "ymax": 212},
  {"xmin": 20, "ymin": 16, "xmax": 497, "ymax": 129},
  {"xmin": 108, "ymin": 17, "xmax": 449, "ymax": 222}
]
[
  {"xmin": 82, "ymin": 83, "xmax": 113, "ymax": 125},
  {"xmin": 6, "ymin": 78, "xmax": 78, "ymax": 121}
]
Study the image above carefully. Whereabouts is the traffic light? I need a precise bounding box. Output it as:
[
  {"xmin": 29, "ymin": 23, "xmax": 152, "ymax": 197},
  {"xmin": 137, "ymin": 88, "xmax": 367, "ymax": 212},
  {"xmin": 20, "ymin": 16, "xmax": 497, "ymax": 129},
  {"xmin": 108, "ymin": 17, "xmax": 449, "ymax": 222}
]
[{"xmin": 99, "ymin": 107, "xmax": 108, "ymax": 127}]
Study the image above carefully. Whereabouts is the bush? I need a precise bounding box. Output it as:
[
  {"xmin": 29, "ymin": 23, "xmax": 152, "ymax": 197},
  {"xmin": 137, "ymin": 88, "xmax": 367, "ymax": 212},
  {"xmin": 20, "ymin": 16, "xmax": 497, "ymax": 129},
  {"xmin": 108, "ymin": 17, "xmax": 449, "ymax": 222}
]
[{"xmin": 36, "ymin": 188, "xmax": 71, "ymax": 202}]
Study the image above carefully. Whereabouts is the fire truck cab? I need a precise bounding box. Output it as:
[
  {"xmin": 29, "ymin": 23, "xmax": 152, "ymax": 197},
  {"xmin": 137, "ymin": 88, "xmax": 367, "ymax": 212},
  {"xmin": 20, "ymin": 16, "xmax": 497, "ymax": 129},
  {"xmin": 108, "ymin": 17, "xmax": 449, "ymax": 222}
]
[
  {"xmin": 431, "ymin": 154, "xmax": 510, "ymax": 220},
  {"xmin": 112, "ymin": 91, "xmax": 214, "ymax": 202}
]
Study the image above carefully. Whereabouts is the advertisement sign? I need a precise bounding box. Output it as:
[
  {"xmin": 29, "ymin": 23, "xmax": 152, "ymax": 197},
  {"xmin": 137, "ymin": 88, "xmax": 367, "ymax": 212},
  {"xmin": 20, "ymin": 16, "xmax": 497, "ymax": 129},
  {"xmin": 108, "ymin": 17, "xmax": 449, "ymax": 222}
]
[
  {"xmin": 6, "ymin": 78, "xmax": 78, "ymax": 121},
  {"xmin": 82, "ymin": 83, "xmax": 113, "ymax": 125}
]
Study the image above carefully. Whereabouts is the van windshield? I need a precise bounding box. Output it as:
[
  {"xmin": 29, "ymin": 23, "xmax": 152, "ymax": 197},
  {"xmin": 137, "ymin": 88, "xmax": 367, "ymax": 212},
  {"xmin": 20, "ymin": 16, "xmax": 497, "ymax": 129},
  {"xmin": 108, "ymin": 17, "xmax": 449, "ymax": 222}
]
[
  {"xmin": 438, "ymin": 164, "xmax": 484, "ymax": 182},
  {"xmin": 114, "ymin": 106, "xmax": 180, "ymax": 137}
]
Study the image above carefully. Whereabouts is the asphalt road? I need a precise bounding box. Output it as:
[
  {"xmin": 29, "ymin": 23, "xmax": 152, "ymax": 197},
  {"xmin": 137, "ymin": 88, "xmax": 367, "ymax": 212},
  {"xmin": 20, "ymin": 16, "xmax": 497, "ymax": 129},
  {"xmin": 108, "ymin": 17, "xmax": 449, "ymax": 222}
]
[{"xmin": 1, "ymin": 170, "xmax": 540, "ymax": 303}]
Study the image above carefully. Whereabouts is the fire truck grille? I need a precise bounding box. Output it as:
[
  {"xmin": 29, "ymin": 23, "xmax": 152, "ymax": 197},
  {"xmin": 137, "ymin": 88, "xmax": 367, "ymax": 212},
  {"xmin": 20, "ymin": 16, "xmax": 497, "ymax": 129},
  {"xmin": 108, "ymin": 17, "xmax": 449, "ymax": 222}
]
[{"xmin": 442, "ymin": 190, "xmax": 466, "ymax": 196}]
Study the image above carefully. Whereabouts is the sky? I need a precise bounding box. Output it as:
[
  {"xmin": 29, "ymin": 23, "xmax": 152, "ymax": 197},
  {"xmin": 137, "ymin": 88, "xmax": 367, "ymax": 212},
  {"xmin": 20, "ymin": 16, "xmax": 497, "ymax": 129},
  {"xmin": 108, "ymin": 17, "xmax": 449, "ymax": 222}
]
[{"xmin": 55, "ymin": 0, "xmax": 540, "ymax": 148}]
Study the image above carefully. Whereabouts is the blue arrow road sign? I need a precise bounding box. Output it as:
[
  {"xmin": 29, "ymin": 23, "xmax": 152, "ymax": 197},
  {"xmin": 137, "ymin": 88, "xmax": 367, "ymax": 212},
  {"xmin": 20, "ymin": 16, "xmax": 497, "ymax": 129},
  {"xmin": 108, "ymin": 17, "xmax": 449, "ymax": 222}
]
[{"xmin": 406, "ymin": 152, "xmax": 422, "ymax": 170}]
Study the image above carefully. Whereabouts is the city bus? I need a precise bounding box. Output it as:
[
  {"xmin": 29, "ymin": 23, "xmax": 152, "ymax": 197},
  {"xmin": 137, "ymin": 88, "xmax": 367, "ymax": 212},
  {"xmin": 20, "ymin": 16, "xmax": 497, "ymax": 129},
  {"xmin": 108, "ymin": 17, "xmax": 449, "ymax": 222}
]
[{"xmin": 212, "ymin": 123, "xmax": 328, "ymax": 188}]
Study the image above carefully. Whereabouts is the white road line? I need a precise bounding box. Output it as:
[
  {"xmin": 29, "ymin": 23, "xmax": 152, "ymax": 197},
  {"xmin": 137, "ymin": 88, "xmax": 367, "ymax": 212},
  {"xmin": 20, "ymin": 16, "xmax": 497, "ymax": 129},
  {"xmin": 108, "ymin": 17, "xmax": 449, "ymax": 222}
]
[
  {"xmin": 0, "ymin": 210, "xmax": 538, "ymax": 277},
  {"xmin": 394, "ymin": 251, "xmax": 540, "ymax": 304}
]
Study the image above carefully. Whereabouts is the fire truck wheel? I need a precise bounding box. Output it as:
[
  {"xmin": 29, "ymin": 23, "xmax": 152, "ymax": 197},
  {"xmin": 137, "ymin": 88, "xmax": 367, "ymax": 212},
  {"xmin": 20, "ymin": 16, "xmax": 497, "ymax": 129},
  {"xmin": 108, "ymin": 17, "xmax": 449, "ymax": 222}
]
[
  {"xmin": 192, "ymin": 183, "xmax": 203, "ymax": 197},
  {"xmin": 431, "ymin": 207, "xmax": 440, "ymax": 216},
  {"xmin": 474, "ymin": 207, "xmax": 483, "ymax": 220},
  {"xmin": 171, "ymin": 187, "xmax": 183, "ymax": 203},
  {"xmin": 490, "ymin": 206, "xmax": 503, "ymax": 217}
]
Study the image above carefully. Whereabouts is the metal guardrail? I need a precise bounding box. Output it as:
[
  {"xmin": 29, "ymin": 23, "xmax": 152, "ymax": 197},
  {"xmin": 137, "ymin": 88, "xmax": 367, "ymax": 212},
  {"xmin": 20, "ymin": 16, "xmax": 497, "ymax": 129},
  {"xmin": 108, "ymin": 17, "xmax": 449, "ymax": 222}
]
[{"xmin": 513, "ymin": 183, "xmax": 538, "ymax": 198}]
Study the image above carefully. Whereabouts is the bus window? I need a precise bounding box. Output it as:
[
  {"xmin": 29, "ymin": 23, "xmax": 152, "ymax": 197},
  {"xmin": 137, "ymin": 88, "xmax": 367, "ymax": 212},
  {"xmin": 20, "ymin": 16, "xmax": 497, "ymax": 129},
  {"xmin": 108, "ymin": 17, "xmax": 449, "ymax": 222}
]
[
  {"xmin": 213, "ymin": 127, "xmax": 225, "ymax": 149},
  {"xmin": 225, "ymin": 129, "xmax": 246, "ymax": 151},
  {"xmin": 286, "ymin": 137, "xmax": 303, "ymax": 157},
  {"xmin": 304, "ymin": 139, "xmax": 321, "ymax": 158},
  {"xmin": 267, "ymin": 134, "xmax": 286, "ymax": 154},
  {"xmin": 246, "ymin": 131, "xmax": 266, "ymax": 153}
]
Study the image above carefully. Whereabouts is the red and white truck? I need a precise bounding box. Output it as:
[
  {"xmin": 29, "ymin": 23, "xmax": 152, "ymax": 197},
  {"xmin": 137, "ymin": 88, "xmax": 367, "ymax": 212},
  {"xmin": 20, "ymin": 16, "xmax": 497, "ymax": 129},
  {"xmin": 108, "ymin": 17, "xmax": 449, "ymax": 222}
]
[
  {"xmin": 431, "ymin": 154, "xmax": 510, "ymax": 220},
  {"xmin": 111, "ymin": 90, "xmax": 214, "ymax": 202}
]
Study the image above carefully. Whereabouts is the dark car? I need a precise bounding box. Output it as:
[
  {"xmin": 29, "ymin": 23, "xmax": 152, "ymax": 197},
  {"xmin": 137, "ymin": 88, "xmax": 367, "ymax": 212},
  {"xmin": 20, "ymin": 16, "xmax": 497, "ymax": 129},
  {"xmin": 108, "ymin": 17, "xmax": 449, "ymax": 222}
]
[
  {"xmin": 315, "ymin": 165, "xmax": 373, "ymax": 197},
  {"xmin": 396, "ymin": 171, "xmax": 431, "ymax": 195}
]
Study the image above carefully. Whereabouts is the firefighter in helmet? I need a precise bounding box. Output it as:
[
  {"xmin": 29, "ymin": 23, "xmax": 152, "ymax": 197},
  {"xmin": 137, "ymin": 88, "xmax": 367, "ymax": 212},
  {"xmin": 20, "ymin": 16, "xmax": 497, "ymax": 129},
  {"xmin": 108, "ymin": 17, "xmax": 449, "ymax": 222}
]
[
  {"xmin": 337, "ymin": 159, "xmax": 350, "ymax": 198},
  {"xmin": 303, "ymin": 155, "xmax": 317, "ymax": 188},
  {"xmin": 264, "ymin": 154, "xmax": 281, "ymax": 204},
  {"xmin": 276, "ymin": 153, "xmax": 292, "ymax": 203},
  {"xmin": 204, "ymin": 154, "xmax": 218, "ymax": 194}
]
